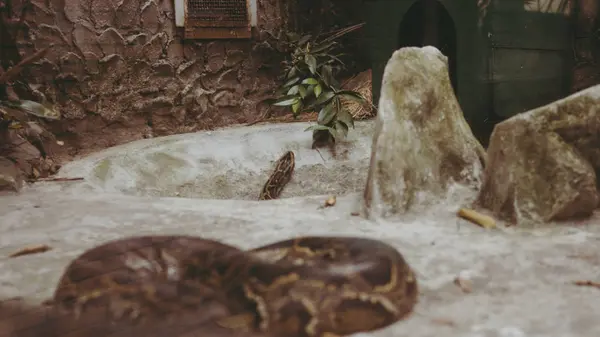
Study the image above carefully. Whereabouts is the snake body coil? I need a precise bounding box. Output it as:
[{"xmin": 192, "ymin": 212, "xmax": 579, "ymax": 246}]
[{"xmin": 51, "ymin": 235, "xmax": 418, "ymax": 337}]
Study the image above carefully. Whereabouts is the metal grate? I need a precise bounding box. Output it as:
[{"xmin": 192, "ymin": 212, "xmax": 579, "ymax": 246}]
[{"xmin": 186, "ymin": 0, "xmax": 249, "ymax": 27}]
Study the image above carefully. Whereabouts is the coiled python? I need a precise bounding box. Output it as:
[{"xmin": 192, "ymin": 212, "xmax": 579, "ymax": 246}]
[{"xmin": 49, "ymin": 235, "xmax": 418, "ymax": 337}]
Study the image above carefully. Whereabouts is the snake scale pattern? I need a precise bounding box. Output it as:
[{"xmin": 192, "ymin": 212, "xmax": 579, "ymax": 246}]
[
  {"xmin": 49, "ymin": 235, "xmax": 418, "ymax": 337},
  {"xmin": 259, "ymin": 151, "xmax": 295, "ymax": 200},
  {"xmin": 1, "ymin": 151, "xmax": 418, "ymax": 337}
]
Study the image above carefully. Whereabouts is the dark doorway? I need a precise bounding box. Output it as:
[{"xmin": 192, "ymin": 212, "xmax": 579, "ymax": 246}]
[{"xmin": 397, "ymin": 0, "xmax": 457, "ymax": 92}]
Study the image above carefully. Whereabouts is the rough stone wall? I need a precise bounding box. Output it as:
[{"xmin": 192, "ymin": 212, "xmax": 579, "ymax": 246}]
[{"xmin": 11, "ymin": 0, "xmax": 289, "ymax": 157}]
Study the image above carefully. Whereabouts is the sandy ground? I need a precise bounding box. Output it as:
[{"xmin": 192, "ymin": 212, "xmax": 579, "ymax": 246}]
[{"xmin": 1, "ymin": 121, "xmax": 599, "ymax": 337}]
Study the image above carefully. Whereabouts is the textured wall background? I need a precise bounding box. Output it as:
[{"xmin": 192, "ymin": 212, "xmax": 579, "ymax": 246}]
[{"xmin": 10, "ymin": 0, "xmax": 290, "ymax": 157}]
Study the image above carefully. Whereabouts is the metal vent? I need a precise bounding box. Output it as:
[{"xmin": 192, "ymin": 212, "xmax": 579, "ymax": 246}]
[{"xmin": 186, "ymin": 0, "xmax": 249, "ymax": 27}]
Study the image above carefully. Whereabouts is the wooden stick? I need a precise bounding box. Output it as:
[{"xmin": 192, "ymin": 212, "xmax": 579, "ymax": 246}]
[
  {"xmin": 457, "ymin": 207, "xmax": 497, "ymax": 229},
  {"xmin": 8, "ymin": 244, "xmax": 51, "ymax": 258},
  {"xmin": 28, "ymin": 177, "xmax": 84, "ymax": 183},
  {"xmin": 0, "ymin": 45, "xmax": 53, "ymax": 84},
  {"xmin": 573, "ymin": 280, "xmax": 600, "ymax": 289}
]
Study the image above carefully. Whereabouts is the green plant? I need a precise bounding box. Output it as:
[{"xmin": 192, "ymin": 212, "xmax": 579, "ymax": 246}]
[{"xmin": 269, "ymin": 25, "xmax": 366, "ymax": 147}]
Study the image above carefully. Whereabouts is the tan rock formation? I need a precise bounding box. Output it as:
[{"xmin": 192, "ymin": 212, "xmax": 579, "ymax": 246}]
[
  {"xmin": 476, "ymin": 85, "xmax": 600, "ymax": 226},
  {"xmin": 364, "ymin": 46, "xmax": 485, "ymax": 218}
]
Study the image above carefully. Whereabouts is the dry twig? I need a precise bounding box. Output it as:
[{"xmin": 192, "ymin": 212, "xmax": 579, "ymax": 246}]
[
  {"xmin": 8, "ymin": 244, "xmax": 51, "ymax": 258},
  {"xmin": 573, "ymin": 280, "xmax": 600, "ymax": 289},
  {"xmin": 457, "ymin": 208, "xmax": 496, "ymax": 229},
  {"xmin": 28, "ymin": 177, "xmax": 84, "ymax": 183}
]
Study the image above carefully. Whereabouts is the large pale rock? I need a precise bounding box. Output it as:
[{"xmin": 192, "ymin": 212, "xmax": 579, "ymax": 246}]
[
  {"xmin": 364, "ymin": 47, "xmax": 485, "ymax": 217},
  {"xmin": 475, "ymin": 85, "xmax": 600, "ymax": 226}
]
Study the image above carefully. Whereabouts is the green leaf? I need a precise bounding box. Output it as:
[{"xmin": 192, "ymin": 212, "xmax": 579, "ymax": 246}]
[
  {"xmin": 334, "ymin": 120, "xmax": 349, "ymax": 139},
  {"xmin": 283, "ymin": 76, "xmax": 300, "ymax": 88},
  {"xmin": 298, "ymin": 34, "xmax": 312, "ymax": 46},
  {"xmin": 286, "ymin": 66, "xmax": 298, "ymax": 80},
  {"xmin": 8, "ymin": 99, "xmax": 61, "ymax": 120},
  {"xmin": 311, "ymin": 41, "xmax": 337, "ymax": 54},
  {"xmin": 272, "ymin": 95, "xmax": 299, "ymax": 107},
  {"xmin": 304, "ymin": 124, "xmax": 332, "ymax": 132},
  {"xmin": 302, "ymin": 78, "xmax": 319, "ymax": 85},
  {"xmin": 292, "ymin": 99, "xmax": 303, "ymax": 114},
  {"xmin": 315, "ymin": 53, "xmax": 345, "ymax": 67},
  {"xmin": 298, "ymin": 85, "xmax": 308, "ymax": 99},
  {"xmin": 336, "ymin": 90, "xmax": 366, "ymax": 104},
  {"xmin": 320, "ymin": 65, "xmax": 334, "ymax": 87},
  {"xmin": 330, "ymin": 77, "xmax": 340, "ymax": 89},
  {"xmin": 336, "ymin": 108, "xmax": 355, "ymax": 129},
  {"xmin": 314, "ymin": 90, "xmax": 335, "ymax": 106},
  {"xmin": 314, "ymin": 84, "xmax": 323, "ymax": 98},
  {"xmin": 259, "ymin": 97, "xmax": 277, "ymax": 105},
  {"xmin": 305, "ymin": 84, "xmax": 315, "ymax": 98},
  {"xmin": 317, "ymin": 101, "xmax": 336, "ymax": 125},
  {"xmin": 286, "ymin": 32, "xmax": 301, "ymax": 42},
  {"xmin": 274, "ymin": 86, "xmax": 289, "ymax": 97},
  {"xmin": 287, "ymin": 85, "xmax": 300, "ymax": 95},
  {"xmin": 305, "ymin": 54, "xmax": 317, "ymax": 74}
]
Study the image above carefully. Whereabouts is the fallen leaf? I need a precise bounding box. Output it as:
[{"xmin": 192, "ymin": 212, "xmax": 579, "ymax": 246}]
[
  {"xmin": 9, "ymin": 244, "xmax": 52, "ymax": 258},
  {"xmin": 324, "ymin": 195, "xmax": 336, "ymax": 207},
  {"xmin": 573, "ymin": 280, "xmax": 600, "ymax": 289},
  {"xmin": 56, "ymin": 140, "xmax": 64, "ymax": 146},
  {"xmin": 453, "ymin": 276, "xmax": 473, "ymax": 293},
  {"xmin": 457, "ymin": 208, "xmax": 496, "ymax": 229}
]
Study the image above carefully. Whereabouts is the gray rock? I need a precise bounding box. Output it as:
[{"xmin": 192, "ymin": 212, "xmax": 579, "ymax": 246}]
[
  {"xmin": 476, "ymin": 84, "xmax": 600, "ymax": 226},
  {"xmin": 364, "ymin": 46, "xmax": 485, "ymax": 218}
]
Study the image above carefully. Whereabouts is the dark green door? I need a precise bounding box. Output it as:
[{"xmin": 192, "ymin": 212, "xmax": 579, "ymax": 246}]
[{"xmin": 486, "ymin": 8, "xmax": 572, "ymax": 118}]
